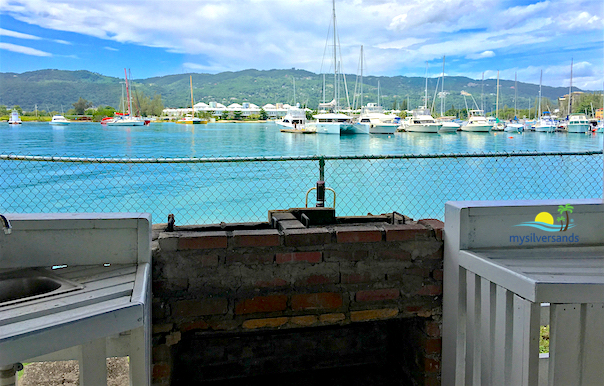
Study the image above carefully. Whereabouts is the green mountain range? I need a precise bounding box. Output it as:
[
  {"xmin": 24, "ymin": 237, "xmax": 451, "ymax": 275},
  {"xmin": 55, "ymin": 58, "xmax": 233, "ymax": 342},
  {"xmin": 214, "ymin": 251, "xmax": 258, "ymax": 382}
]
[{"xmin": 0, "ymin": 69, "xmax": 581, "ymax": 114}]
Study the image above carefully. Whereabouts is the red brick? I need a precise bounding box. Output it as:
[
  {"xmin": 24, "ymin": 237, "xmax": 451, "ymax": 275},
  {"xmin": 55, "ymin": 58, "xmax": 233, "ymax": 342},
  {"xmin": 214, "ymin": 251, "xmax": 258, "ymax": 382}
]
[
  {"xmin": 276, "ymin": 251, "xmax": 322, "ymax": 264},
  {"xmin": 231, "ymin": 229, "xmax": 280, "ymax": 247},
  {"xmin": 327, "ymin": 249, "xmax": 369, "ymax": 261},
  {"xmin": 341, "ymin": 272, "xmax": 373, "ymax": 284},
  {"xmin": 384, "ymin": 223, "xmax": 431, "ymax": 242},
  {"xmin": 296, "ymin": 273, "xmax": 339, "ymax": 286},
  {"xmin": 179, "ymin": 320, "xmax": 210, "ymax": 332},
  {"xmin": 152, "ymin": 363, "xmax": 171, "ymax": 379},
  {"xmin": 235, "ymin": 295, "xmax": 288, "ymax": 314},
  {"xmin": 432, "ymin": 269, "xmax": 443, "ymax": 281},
  {"xmin": 226, "ymin": 252, "xmax": 273, "ymax": 264},
  {"xmin": 405, "ymin": 305, "xmax": 433, "ymax": 318},
  {"xmin": 425, "ymin": 321, "xmax": 442, "ymax": 337},
  {"xmin": 417, "ymin": 284, "xmax": 443, "ymax": 296},
  {"xmin": 379, "ymin": 250, "xmax": 412, "ymax": 260},
  {"xmin": 425, "ymin": 338, "xmax": 442, "ymax": 354},
  {"xmin": 178, "ymin": 231, "xmax": 228, "ymax": 250},
  {"xmin": 336, "ymin": 226, "xmax": 382, "ymax": 243},
  {"xmin": 418, "ymin": 219, "xmax": 444, "ymax": 241},
  {"xmin": 254, "ymin": 278, "xmax": 289, "ymax": 288},
  {"xmin": 173, "ymin": 298, "xmax": 228, "ymax": 317},
  {"xmin": 283, "ymin": 228, "xmax": 332, "ymax": 247},
  {"xmin": 291, "ymin": 292, "xmax": 343, "ymax": 311},
  {"xmin": 356, "ymin": 288, "xmax": 400, "ymax": 302},
  {"xmin": 424, "ymin": 357, "xmax": 441, "ymax": 373}
]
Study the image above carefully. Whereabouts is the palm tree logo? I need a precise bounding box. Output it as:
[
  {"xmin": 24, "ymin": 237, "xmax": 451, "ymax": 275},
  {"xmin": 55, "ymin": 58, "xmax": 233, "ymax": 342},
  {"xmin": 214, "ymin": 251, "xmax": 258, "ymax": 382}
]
[{"xmin": 557, "ymin": 204, "xmax": 574, "ymax": 232}]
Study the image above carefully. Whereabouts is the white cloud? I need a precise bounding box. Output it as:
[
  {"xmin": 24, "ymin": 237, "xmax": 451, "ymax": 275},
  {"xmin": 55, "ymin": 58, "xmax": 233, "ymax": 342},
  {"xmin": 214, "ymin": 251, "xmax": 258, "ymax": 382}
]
[
  {"xmin": 0, "ymin": 28, "xmax": 41, "ymax": 40},
  {"xmin": 0, "ymin": 42, "xmax": 52, "ymax": 56},
  {"xmin": 466, "ymin": 51, "xmax": 495, "ymax": 60},
  {"xmin": 53, "ymin": 39, "xmax": 71, "ymax": 44},
  {"xmin": 104, "ymin": 46, "xmax": 118, "ymax": 51}
]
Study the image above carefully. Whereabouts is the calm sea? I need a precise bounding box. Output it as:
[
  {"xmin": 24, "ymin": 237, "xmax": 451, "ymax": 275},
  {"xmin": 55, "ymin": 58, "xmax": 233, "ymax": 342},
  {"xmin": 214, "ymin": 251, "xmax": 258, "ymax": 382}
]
[
  {"xmin": 2, "ymin": 121, "xmax": 603, "ymax": 157},
  {"xmin": 1, "ymin": 122, "xmax": 603, "ymax": 224}
]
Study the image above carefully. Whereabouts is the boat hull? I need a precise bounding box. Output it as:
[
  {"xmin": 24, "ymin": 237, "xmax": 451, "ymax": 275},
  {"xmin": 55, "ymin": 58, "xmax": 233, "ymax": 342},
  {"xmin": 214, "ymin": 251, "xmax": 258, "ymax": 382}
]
[
  {"xmin": 369, "ymin": 124, "xmax": 398, "ymax": 134},
  {"xmin": 567, "ymin": 123, "xmax": 589, "ymax": 133},
  {"xmin": 461, "ymin": 124, "xmax": 492, "ymax": 132},
  {"xmin": 344, "ymin": 123, "xmax": 370, "ymax": 135},
  {"xmin": 405, "ymin": 124, "xmax": 440, "ymax": 133},
  {"xmin": 534, "ymin": 125, "xmax": 555, "ymax": 133},
  {"xmin": 311, "ymin": 122, "xmax": 343, "ymax": 135},
  {"xmin": 106, "ymin": 120, "xmax": 146, "ymax": 126}
]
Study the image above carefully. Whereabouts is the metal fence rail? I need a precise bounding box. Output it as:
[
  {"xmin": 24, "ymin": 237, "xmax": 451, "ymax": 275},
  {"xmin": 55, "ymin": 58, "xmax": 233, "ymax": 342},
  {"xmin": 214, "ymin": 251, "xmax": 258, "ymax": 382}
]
[{"xmin": 1, "ymin": 151, "xmax": 602, "ymax": 225}]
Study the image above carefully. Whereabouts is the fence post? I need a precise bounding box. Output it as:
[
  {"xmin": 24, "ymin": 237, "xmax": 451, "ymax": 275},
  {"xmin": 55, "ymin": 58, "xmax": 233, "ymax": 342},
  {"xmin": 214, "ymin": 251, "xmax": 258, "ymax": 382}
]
[{"xmin": 316, "ymin": 157, "xmax": 326, "ymax": 207}]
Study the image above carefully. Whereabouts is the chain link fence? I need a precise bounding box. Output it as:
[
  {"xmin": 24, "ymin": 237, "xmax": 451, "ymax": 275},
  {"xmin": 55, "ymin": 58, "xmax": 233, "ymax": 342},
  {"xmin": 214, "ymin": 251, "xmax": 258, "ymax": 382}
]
[{"xmin": 1, "ymin": 152, "xmax": 602, "ymax": 225}]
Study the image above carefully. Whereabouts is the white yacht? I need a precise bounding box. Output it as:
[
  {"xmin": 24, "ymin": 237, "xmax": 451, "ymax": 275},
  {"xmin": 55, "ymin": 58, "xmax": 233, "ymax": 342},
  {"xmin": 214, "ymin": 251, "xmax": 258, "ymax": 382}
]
[
  {"xmin": 534, "ymin": 111, "xmax": 556, "ymax": 132},
  {"xmin": 355, "ymin": 103, "xmax": 398, "ymax": 134},
  {"xmin": 566, "ymin": 113, "xmax": 589, "ymax": 133},
  {"xmin": 8, "ymin": 110, "xmax": 22, "ymax": 124},
  {"xmin": 461, "ymin": 110, "xmax": 492, "ymax": 132},
  {"xmin": 106, "ymin": 115, "xmax": 146, "ymax": 126},
  {"xmin": 307, "ymin": 112, "xmax": 354, "ymax": 135},
  {"xmin": 436, "ymin": 116, "xmax": 460, "ymax": 133},
  {"xmin": 276, "ymin": 107, "xmax": 312, "ymax": 133},
  {"xmin": 504, "ymin": 121, "xmax": 524, "ymax": 132},
  {"xmin": 403, "ymin": 107, "xmax": 441, "ymax": 133},
  {"xmin": 50, "ymin": 115, "xmax": 71, "ymax": 125}
]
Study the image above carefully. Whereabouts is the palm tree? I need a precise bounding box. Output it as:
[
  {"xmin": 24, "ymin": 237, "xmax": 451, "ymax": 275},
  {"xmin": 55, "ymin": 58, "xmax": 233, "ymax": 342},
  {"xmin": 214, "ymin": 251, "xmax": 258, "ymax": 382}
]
[
  {"xmin": 557, "ymin": 216, "xmax": 565, "ymax": 231},
  {"xmin": 557, "ymin": 204, "xmax": 574, "ymax": 232}
]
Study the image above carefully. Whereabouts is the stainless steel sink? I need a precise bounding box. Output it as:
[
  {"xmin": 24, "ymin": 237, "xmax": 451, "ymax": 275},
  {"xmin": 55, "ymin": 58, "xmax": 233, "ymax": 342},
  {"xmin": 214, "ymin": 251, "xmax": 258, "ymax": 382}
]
[{"xmin": 0, "ymin": 269, "xmax": 84, "ymax": 307}]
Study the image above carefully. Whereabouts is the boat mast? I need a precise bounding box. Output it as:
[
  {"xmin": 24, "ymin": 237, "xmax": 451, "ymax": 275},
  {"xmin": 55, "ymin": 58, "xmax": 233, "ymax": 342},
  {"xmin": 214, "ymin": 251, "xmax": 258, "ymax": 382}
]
[
  {"xmin": 360, "ymin": 45, "xmax": 363, "ymax": 109},
  {"xmin": 514, "ymin": 72, "xmax": 517, "ymax": 119},
  {"xmin": 124, "ymin": 68, "xmax": 132, "ymax": 116},
  {"xmin": 190, "ymin": 75, "xmax": 195, "ymax": 117},
  {"xmin": 538, "ymin": 69, "xmax": 542, "ymax": 119},
  {"xmin": 568, "ymin": 58, "xmax": 573, "ymax": 116},
  {"xmin": 332, "ymin": 0, "xmax": 337, "ymax": 110},
  {"xmin": 293, "ymin": 76, "xmax": 296, "ymax": 106},
  {"xmin": 441, "ymin": 56, "xmax": 445, "ymax": 117},
  {"xmin": 378, "ymin": 80, "xmax": 380, "ymax": 107},
  {"xmin": 496, "ymin": 70, "xmax": 500, "ymax": 120},
  {"xmin": 424, "ymin": 62, "xmax": 428, "ymax": 108},
  {"xmin": 481, "ymin": 72, "xmax": 484, "ymax": 112}
]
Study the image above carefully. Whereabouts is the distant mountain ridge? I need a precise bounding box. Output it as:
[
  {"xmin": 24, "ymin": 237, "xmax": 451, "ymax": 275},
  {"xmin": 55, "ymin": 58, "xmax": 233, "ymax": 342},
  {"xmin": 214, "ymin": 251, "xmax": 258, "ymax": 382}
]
[{"xmin": 0, "ymin": 69, "xmax": 582, "ymax": 113}]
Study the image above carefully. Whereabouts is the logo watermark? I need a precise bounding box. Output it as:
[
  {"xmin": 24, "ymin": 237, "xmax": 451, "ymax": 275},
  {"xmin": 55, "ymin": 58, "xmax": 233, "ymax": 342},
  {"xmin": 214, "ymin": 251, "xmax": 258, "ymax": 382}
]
[{"xmin": 510, "ymin": 204, "xmax": 579, "ymax": 245}]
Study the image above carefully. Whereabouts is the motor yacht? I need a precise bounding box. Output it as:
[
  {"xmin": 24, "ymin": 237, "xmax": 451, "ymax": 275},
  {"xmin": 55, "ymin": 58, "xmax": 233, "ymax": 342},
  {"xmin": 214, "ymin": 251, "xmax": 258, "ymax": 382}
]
[
  {"xmin": 461, "ymin": 110, "xmax": 492, "ymax": 132},
  {"xmin": 403, "ymin": 107, "xmax": 441, "ymax": 133}
]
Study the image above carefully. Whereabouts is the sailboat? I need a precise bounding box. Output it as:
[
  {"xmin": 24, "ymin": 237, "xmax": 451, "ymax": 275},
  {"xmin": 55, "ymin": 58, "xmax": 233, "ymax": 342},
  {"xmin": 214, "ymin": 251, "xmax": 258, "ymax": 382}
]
[
  {"xmin": 106, "ymin": 69, "xmax": 147, "ymax": 126},
  {"xmin": 534, "ymin": 70, "xmax": 555, "ymax": 133},
  {"xmin": 504, "ymin": 72, "xmax": 524, "ymax": 132},
  {"xmin": 352, "ymin": 47, "xmax": 397, "ymax": 134},
  {"xmin": 404, "ymin": 62, "xmax": 442, "ymax": 133},
  {"xmin": 436, "ymin": 56, "xmax": 460, "ymax": 133},
  {"xmin": 566, "ymin": 59, "xmax": 589, "ymax": 133},
  {"xmin": 491, "ymin": 70, "xmax": 504, "ymax": 131},
  {"xmin": 306, "ymin": 0, "xmax": 355, "ymax": 135},
  {"xmin": 177, "ymin": 75, "xmax": 207, "ymax": 124}
]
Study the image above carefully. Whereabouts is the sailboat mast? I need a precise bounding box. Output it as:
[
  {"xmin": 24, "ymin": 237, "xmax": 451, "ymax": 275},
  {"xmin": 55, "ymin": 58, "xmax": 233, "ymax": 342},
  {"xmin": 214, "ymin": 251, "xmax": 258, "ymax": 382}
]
[
  {"xmin": 124, "ymin": 68, "xmax": 132, "ymax": 116},
  {"xmin": 481, "ymin": 72, "xmax": 484, "ymax": 112},
  {"xmin": 441, "ymin": 56, "xmax": 445, "ymax": 117},
  {"xmin": 514, "ymin": 72, "xmax": 517, "ymax": 118},
  {"xmin": 333, "ymin": 0, "xmax": 337, "ymax": 110},
  {"xmin": 293, "ymin": 77, "xmax": 296, "ymax": 106},
  {"xmin": 568, "ymin": 58, "xmax": 573, "ymax": 116},
  {"xmin": 538, "ymin": 70, "xmax": 542, "ymax": 119},
  {"xmin": 360, "ymin": 45, "xmax": 363, "ymax": 108},
  {"xmin": 378, "ymin": 80, "xmax": 380, "ymax": 107},
  {"xmin": 496, "ymin": 70, "xmax": 499, "ymax": 120},
  {"xmin": 190, "ymin": 75, "xmax": 195, "ymax": 117},
  {"xmin": 424, "ymin": 62, "xmax": 428, "ymax": 108}
]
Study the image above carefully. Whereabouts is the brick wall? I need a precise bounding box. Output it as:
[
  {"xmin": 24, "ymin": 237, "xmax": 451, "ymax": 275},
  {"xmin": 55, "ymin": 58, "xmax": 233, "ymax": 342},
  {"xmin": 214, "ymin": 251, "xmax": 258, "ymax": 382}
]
[{"xmin": 152, "ymin": 216, "xmax": 444, "ymax": 385}]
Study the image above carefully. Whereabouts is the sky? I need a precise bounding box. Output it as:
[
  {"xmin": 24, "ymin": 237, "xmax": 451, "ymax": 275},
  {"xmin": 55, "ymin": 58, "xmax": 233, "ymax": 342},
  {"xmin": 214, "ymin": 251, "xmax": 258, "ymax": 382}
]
[{"xmin": 0, "ymin": 0, "xmax": 603, "ymax": 90}]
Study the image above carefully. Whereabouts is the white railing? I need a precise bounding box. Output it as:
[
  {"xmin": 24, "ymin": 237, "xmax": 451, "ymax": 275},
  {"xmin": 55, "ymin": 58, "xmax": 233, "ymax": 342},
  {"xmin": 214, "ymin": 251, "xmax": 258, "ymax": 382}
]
[{"xmin": 443, "ymin": 200, "xmax": 604, "ymax": 386}]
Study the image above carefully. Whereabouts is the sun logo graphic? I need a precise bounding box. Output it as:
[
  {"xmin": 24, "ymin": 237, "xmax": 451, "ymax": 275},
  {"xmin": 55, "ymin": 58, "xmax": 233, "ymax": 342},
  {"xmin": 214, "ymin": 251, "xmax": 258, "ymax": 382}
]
[{"xmin": 514, "ymin": 204, "xmax": 575, "ymax": 232}]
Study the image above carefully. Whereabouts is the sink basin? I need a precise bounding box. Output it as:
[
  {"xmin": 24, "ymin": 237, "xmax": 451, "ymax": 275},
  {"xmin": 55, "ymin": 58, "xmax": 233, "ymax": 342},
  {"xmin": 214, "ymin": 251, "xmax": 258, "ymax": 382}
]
[{"xmin": 0, "ymin": 269, "xmax": 84, "ymax": 307}]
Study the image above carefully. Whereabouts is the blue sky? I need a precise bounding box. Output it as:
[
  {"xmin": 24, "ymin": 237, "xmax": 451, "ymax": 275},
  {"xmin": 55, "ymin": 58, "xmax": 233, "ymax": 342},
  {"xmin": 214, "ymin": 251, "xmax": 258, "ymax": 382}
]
[{"xmin": 0, "ymin": 0, "xmax": 602, "ymax": 89}]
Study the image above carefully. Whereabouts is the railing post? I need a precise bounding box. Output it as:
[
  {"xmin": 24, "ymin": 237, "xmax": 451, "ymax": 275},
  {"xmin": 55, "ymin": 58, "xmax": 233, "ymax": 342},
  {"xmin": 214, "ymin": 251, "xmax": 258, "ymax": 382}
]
[{"xmin": 316, "ymin": 157, "xmax": 326, "ymax": 207}]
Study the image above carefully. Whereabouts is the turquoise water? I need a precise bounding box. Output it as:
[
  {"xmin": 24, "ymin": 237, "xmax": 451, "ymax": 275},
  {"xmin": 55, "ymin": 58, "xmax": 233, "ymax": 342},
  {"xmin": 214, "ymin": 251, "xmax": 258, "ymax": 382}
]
[
  {"xmin": 1, "ymin": 122, "xmax": 603, "ymax": 224},
  {"xmin": 2, "ymin": 121, "xmax": 603, "ymax": 157}
]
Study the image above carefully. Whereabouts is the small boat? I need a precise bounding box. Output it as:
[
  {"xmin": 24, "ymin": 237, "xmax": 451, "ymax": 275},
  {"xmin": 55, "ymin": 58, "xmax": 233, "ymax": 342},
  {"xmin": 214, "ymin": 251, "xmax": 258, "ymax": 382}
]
[
  {"xmin": 436, "ymin": 117, "xmax": 460, "ymax": 133},
  {"xmin": 8, "ymin": 110, "xmax": 22, "ymax": 124},
  {"xmin": 461, "ymin": 110, "xmax": 492, "ymax": 132},
  {"xmin": 277, "ymin": 107, "xmax": 313, "ymax": 133},
  {"xmin": 534, "ymin": 111, "xmax": 556, "ymax": 132},
  {"xmin": 307, "ymin": 112, "xmax": 355, "ymax": 135},
  {"xmin": 404, "ymin": 107, "xmax": 441, "ymax": 133},
  {"xmin": 106, "ymin": 69, "xmax": 149, "ymax": 126},
  {"xmin": 50, "ymin": 115, "xmax": 71, "ymax": 125},
  {"xmin": 567, "ymin": 113, "xmax": 590, "ymax": 133},
  {"xmin": 355, "ymin": 104, "xmax": 398, "ymax": 134},
  {"xmin": 177, "ymin": 75, "xmax": 208, "ymax": 125}
]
